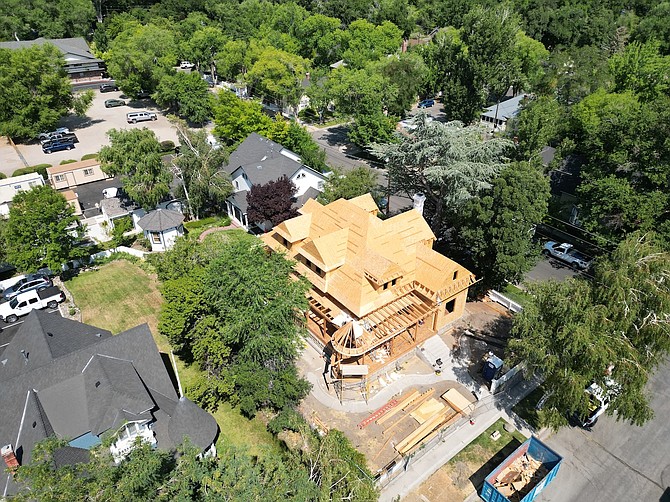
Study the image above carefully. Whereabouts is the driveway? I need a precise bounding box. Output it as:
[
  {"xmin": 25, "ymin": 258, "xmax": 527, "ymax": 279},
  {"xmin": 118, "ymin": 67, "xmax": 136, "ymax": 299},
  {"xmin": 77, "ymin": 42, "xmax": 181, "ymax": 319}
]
[
  {"xmin": 541, "ymin": 358, "xmax": 670, "ymax": 502},
  {"xmin": 14, "ymin": 89, "xmax": 179, "ymax": 167}
]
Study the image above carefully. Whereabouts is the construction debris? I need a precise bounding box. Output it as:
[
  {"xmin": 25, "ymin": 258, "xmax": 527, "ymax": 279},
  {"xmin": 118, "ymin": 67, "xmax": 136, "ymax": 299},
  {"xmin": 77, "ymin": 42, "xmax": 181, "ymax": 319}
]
[{"xmin": 493, "ymin": 453, "xmax": 549, "ymax": 502}]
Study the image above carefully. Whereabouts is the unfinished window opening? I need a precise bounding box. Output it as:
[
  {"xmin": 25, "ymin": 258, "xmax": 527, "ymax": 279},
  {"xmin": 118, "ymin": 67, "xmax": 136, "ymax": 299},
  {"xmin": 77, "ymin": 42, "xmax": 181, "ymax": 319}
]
[
  {"xmin": 445, "ymin": 299, "xmax": 456, "ymax": 313},
  {"xmin": 453, "ymin": 270, "xmax": 458, "ymax": 281}
]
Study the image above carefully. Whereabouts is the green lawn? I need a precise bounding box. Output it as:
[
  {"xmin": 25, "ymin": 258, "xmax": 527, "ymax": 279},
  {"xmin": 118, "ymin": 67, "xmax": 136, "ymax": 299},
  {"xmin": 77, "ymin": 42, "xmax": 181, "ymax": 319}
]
[
  {"xmin": 449, "ymin": 418, "xmax": 527, "ymax": 467},
  {"xmin": 511, "ymin": 386, "xmax": 548, "ymax": 430},
  {"xmin": 502, "ymin": 284, "xmax": 533, "ymax": 307},
  {"xmin": 66, "ymin": 259, "xmax": 281, "ymax": 456}
]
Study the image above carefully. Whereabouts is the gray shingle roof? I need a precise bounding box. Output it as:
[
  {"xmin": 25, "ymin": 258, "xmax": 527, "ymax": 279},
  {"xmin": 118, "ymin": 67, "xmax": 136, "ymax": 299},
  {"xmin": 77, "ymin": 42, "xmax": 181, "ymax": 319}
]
[
  {"xmin": 0, "ymin": 37, "xmax": 102, "ymax": 64},
  {"xmin": 481, "ymin": 94, "xmax": 527, "ymax": 121},
  {"xmin": 223, "ymin": 133, "xmax": 305, "ymax": 187},
  {"xmin": 168, "ymin": 397, "xmax": 219, "ymax": 451},
  {"xmin": 137, "ymin": 208, "xmax": 184, "ymax": 232},
  {"xmin": 0, "ymin": 311, "xmax": 216, "ymax": 496}
]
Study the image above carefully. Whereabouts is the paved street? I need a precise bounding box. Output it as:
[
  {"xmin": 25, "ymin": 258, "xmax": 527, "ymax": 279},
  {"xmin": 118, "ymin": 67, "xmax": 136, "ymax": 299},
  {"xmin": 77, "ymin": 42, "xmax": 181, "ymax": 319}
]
[
  {"xmin": 523, "ymin": 255, "xmax": 583, "ymax": 284},
  {"xmin": 541, "ymin": 358, "xmax": 670, "ymax": 502}
]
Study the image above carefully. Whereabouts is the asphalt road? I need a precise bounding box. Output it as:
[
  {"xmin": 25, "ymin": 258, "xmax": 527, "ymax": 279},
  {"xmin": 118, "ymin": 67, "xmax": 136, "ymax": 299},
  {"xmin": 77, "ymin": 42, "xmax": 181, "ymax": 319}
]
[
  {"xmin": 540, "ymin": 358, "xmax": 670, "ymax": 502},
  {"xmin": 523, "ymin": 255, "xmax": 583, "ymax": 284}
]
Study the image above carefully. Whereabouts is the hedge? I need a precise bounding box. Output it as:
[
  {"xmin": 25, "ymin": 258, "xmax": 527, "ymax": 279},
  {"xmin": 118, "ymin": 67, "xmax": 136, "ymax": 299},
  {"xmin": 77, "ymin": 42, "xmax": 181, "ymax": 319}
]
[{"xmin": 12, "ymin": 164, "xmax": 51, "ymax": 178}]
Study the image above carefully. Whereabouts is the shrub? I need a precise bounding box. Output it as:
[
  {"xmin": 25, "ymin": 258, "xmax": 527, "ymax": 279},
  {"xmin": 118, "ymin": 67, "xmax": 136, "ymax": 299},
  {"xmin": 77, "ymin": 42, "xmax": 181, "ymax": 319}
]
[
  {"xmin": 0, "ymin": 173, "xmax": 6, "ymax": 180},
  {"xmin": 160, "ymin": 140, "xmax": 175, "ymax": 152},
  {"xmin": 59, "ymin": 159, "xmax": 77, "ymax": 165},
  {"xmin": 12, "ymin": 164, "xmax": 51, "ymax": 178},
  {"xmin": 80, "ymin": 153, "xmax": 98, "ymax": 161}
]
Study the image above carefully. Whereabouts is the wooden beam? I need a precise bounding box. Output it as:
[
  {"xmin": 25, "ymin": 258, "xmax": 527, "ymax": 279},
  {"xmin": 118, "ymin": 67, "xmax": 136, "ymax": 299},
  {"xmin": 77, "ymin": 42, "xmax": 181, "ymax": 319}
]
[{"xmin": 376, "ymin": 390, "xmax": 421, "ymax": 425}]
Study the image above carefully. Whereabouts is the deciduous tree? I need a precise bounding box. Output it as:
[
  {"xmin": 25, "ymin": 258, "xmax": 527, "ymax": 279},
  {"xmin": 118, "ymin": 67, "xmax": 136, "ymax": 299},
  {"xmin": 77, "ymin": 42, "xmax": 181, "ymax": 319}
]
[
  {"xmin": 453, "ymin": 161, "xmax": 549, "ymax": 290},
  {"xmin": 154, "ymin": 71, "xmax": 213, "ymax": 125},
  {"xmin": 0, "ymin": 44, "xmax": 93, "ymax": 139},
  {"xmin": 3, "ymin": 185, "xmax": 85, "ymax": 272},
  {"xmin": 99, "ymin": 128, "xmax": 172, "ymax": 210},
  {"xmin": 318, "ymin": 167, "xmax": 378, "ymax": 204},
  {"xmin": 246, "ymin": 175, "xmax": 298, "ymax": 228},
  {"xmin": 172, "ymin": 124, "xmax": 233, "ymax": 219}
]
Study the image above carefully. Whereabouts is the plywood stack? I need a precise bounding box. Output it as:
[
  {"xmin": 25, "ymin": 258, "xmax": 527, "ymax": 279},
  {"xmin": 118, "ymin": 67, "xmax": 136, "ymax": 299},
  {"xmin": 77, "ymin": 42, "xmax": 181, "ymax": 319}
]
[{"xmin": 492, "ymin": 453, "xmax": 549, "ymax": 502}]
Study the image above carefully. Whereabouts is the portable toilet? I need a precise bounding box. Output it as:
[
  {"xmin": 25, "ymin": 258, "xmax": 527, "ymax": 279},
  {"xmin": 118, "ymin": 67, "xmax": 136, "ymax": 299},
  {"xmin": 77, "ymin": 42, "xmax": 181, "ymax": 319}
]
[{"xmin": 482, "ymin": 354, "xmax": 503, "ymax": 381}]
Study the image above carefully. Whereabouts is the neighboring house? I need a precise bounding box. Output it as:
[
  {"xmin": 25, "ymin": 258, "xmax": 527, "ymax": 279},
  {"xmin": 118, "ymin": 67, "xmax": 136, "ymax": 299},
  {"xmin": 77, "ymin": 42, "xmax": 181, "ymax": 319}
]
[
  {"xmin": 0, "ymin": 173, "xmax": 45, "ymax": 217},
  {"xmin": 100, "ymin": 197, "xmax": 129, "ymax": 227},
  {"xmin": 0, "ymin": 38, "xmax": 105, "ymax": 81},
  {"xmin": 137, "ymin": 208, "xmax": 184, "ymax": 252},
  {"xmin": 223, "ymin": 133, "xmax": 327, "ymax": 231},
  {"xmin": 262, "ymin": 194, "xmax": 476, "ymax": 383},
  {"xmin": 47, "ymin": 159, "xmax": 111, "ymax": 190},
  {"xmin": 61, "ymin": 189, "xmax": 82, "ymax": 216},
  {"xmin": 0, "ymin": 310, "xmax": 218, "ymax": 496},
  {"xmin": 480, "ymin": 94, "xmax": 527, "ymax": 131}
]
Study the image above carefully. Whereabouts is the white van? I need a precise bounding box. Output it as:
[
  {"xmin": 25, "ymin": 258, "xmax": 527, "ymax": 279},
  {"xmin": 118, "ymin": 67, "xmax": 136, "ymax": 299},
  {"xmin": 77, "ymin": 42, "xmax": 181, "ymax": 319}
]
[{"xmin": 126, "ymin": 111, "xmax": 157, "ymax": 124}]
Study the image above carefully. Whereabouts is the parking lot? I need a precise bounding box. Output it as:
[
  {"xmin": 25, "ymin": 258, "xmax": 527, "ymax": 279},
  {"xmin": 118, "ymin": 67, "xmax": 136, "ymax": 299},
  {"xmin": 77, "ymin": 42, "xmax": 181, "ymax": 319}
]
[{"xmin": 9, "ymin": 88, "xmax": 179, "ymax": 169}]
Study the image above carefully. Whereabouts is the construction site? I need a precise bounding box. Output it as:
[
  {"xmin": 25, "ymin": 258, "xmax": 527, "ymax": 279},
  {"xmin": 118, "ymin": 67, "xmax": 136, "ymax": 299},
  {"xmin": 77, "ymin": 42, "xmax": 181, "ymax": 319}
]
[{"xmin": 300, "ymin": 373, "xmax": 477, "ymax": 474}]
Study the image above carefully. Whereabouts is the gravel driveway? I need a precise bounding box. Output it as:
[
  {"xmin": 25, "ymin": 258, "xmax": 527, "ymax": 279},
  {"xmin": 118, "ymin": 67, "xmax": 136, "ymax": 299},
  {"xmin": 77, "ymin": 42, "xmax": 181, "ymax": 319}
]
[{"xmin": 14, "ymin": 89, "xmax": 179, "ymax": 167}]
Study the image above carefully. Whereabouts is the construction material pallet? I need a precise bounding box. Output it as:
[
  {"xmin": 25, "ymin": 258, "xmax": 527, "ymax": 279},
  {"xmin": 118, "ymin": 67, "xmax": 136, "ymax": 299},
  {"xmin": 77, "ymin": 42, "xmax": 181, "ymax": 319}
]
[{"xmin": 358, "ymin": 399, "xmax": 399, "ymax": 429}]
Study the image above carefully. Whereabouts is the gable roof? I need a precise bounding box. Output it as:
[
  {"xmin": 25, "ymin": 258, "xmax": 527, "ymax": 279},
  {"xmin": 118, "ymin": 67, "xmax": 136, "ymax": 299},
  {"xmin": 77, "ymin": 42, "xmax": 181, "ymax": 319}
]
[
  {"xmin": 0, "ymin": 38, "xmax": 102, "ymax": 65},
  {"xmin": 0, "ymin": 311, "xmax": 217, "ymax": 496},
  {"xmin": 137, "ymin": 208, "xmax": 184, "ymax": 232},
  {"xmin": 47, "ymin": 159, "xmax": 99, "ymax": 176},
  {"xmin": 481, "ymin": 94, "xmax": 527, "ymax": 121},
  {"xmin": 224, "ymin": 133, "xmax": 324, "ymax": 187},
  {"xmin": 263, "ymin": 196, "xmax": 474, "ymax": 317}
]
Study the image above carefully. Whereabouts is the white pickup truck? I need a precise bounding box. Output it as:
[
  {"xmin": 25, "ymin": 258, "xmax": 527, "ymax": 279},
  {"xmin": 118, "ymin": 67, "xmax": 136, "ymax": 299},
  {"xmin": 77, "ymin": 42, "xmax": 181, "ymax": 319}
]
[
  {"xmin": 0, "ymin": 287, "xmax": 65, "ymax": 323},
  {"xmin": 542, "ymin": 241, "xmax": 593, "ymax": 270}
]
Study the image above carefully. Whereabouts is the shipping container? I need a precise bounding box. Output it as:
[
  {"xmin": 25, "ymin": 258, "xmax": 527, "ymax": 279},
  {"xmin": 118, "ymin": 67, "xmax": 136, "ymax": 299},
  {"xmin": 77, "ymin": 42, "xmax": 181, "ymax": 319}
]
[{"xmin": 480, "ymin": 436, "xmax": 562, "ymax": 502}]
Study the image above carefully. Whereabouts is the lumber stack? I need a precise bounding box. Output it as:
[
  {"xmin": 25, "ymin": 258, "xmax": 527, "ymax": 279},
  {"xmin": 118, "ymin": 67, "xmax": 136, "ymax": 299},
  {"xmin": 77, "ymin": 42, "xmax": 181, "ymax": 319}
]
[
  {"xmin": 493, "ymin": 453, "xmax": 548, "ymax": 501},
  {"xmin": 394, "ymin": 407, "xmax": 450, "ymax": 454}
]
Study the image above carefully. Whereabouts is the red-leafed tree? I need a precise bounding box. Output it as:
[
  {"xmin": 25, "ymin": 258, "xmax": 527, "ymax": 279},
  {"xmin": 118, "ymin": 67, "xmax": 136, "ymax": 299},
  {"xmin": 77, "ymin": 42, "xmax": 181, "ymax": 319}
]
[{"xmin": 246, "ymin": 175, "xmax": 298, "ymax": 229}]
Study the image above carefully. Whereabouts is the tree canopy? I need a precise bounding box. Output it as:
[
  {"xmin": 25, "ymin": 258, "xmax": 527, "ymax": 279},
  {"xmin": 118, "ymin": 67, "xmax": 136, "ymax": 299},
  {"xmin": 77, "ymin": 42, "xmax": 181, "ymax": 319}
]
[
  {"xmin": 247, "ymin": 175, "xmax": 299, "ymax": 229},
  {"xmin": 318, "ymin": 167, "xmax": 379, "ymax": 204},
  {"xmin": 157, "ymin": 232, "xmax": 311, "ymax": 417},
  {"xmin": 370, "ymin": 116, "xmax": 513, "ymax": 234},
  {"xmin": 508, "ymin": 233, "xmax": 670, "ymax": 429},
  {"xmin": 99, "ymin": 128, "xmax": 173, "ymax": 210},
  {"xmin": 0, "ymin": 44, "xmax": 93, "ymax": 139},
  {"xmin": 2, "ymin": 185, "xmax": 85, "ymax": 273}
]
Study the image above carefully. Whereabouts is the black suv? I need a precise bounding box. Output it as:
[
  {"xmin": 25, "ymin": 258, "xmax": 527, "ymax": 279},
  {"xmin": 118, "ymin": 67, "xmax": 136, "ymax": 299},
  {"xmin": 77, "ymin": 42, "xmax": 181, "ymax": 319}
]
[
  {"xmin": 43, "ymin": 139, "xmax": 75, "ymax": 154},
  {"xmin": 100, "ymin": 83, "xmax": 119, "ymax": 92}
]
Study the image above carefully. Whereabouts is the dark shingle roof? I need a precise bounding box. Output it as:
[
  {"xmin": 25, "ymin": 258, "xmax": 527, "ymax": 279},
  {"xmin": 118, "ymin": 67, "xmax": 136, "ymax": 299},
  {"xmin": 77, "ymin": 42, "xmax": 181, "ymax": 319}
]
[
  {"xmin": 223, "ymin": 133, "xmax": 305, "ymax": 187},
  {"xmin": 0, "ymin": 37, "xmax": 102, "ymax": 64},
  {"xmin": 168, "ymin": 397, "xmax": 218, "ymax": 451},
  {"xmin": 0, "ymin": 312, "xmax": 217, "ymax": 496},
  {"xmin": 137, "ymin": 208, "xmax": 184, "ymax": 232},
  {"xmin": 229, "ymin": 190, "xmax": 249, "ymax": 213}
]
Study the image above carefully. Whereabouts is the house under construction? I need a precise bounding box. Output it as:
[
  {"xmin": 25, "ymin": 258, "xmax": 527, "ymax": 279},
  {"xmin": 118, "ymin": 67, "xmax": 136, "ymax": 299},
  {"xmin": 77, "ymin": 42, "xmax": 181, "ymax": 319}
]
[{"xmin": 262, "ymin": 194, "xmax": 475, "ymax": 384}]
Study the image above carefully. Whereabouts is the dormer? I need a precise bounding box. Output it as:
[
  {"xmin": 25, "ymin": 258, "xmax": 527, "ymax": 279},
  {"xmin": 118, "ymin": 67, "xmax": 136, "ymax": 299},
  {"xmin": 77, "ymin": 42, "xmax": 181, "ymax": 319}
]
[{"xmin": 362, "ymin": 250, "xmax": 403, "ymax": 291}]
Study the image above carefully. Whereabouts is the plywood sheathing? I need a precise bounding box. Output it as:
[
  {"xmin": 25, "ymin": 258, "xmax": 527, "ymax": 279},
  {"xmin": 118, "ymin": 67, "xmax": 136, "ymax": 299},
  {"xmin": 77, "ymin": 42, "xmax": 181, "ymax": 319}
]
[
  {"xmin": 410, "ymin": 398, "xmax": 446, "ymax": 424},
  {"xmin": 262, "ymin": 194, "xmax": 475, "ymax": 366}
]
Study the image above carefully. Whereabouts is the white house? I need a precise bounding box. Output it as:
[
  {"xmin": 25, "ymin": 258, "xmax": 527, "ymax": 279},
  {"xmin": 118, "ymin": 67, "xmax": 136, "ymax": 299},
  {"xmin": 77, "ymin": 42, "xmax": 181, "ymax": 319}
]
[
  {"xmin": 222, "ymin": 133, "xmax": 326, "ymax": 231},
  {"xmin": 137, "ymin": 208, "xmax": 184, "ymax": 252},
  {"xmin": 480, "ymin": 94, "xmax": 527, "ymax": 131},
  {"xmin": 0, "ymin": 172, "xmax": 45, "ymax": 217}
]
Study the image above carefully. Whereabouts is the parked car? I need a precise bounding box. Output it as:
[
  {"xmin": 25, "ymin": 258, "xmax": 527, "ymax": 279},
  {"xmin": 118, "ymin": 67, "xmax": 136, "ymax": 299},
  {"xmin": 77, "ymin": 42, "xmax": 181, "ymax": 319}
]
[
  {"xmin": 100, "ymin": 83, "xmax": 119, "ymax": 92},
  {"xmin": 126, "ymin": 111, "xmax": 157, "ymax": 123},
  {"xmin": 40, "ymin": 132, "xmax": 78, "ymax": 145},
  {"xmin": 37, "ymin": 127, "xmax": 70, "ymax": 141},
  {"xmin": 0, "ymin": 287, "xmax": 65, "ymax": 323},
  {"xmin": 418, "ymin": 98, "xmax": 435, "ymax": 108},
  {"xmin": 179, "ymin": 61, "xmax": 195, "ymax": 69},
  {"xmin": 2, "ymin": 274, "xmax": 52, "ymax": 300},
  {"xmin": 42, "ymin": 139, "xmax": 76, "ymax": 154},
  {"xmin": 105, "ymin": 98, "xmax": 126, "ymax": 108},
  {"xmin": 542, "ymin": 241, "xmax": 593, "ymax": 270}
]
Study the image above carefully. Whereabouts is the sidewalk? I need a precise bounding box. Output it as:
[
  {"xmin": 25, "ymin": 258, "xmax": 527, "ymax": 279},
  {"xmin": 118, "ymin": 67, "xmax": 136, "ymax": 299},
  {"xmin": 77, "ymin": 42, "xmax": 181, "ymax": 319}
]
[{"xmin": 378, "ymin": 376, "xmax": 544, "ymax": 502}]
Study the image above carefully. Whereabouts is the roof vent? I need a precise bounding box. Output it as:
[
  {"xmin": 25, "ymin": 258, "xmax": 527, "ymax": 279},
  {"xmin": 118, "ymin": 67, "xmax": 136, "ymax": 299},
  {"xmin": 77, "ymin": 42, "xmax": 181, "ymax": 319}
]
[
  {"xmin": 20, "ymin": 350, "xmax": 28, "ymax": 364},
  {"xmin": 95, "ymin": 381, "xmax": 101, "ymax": 388},
  {"xmin": 95, "ymin": 333, "xmax": 101, "ymax": 337},
  {"xmin": 257, "ymin": 165, "xmax": 262, "ymax": 169},
  {"xmin": 47, "ymin": 332, "xmax": 54, "ymax": 337},
  {"xmin": 261, "ymin": 155, "xmax": 267, "ymax": 161}
]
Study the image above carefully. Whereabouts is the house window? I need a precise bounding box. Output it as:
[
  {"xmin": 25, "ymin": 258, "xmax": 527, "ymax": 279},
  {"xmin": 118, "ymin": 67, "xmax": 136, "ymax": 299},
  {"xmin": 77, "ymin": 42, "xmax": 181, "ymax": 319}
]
[
  {"xmin": 453, "ymin": 271, "xmax": 458, "ymax": 281},
  {"xmin": 55, "ymin": 174, "xmax": 65, "ymax": 182},
  {"xmin": 235, "ymin": 181, "xmax": 239, "ymax": 189},
  {"xmin": 391, "ymin": 278, "xmax": 397, "ymax": 287},
  {"xmin": 83, "ymin": 168, "xmax": 94, "ymax": 176},
  {"xmin": 150, "ymin": 232, "xmax": 161, "ymax": 244},
  {"xmin": 383, "ymin": 282, "xmax": 388, "ymax": 290},
  {"xmin": 13, "ymin": 185, "xmax": 21, "ymax": 190},
  {"xmin": 445, "ymin": 299, "xmax": 456, "ymax": 313},
  {"xmin": 29, "ymin": 181, "xmax": 38, "ymax": 187}
]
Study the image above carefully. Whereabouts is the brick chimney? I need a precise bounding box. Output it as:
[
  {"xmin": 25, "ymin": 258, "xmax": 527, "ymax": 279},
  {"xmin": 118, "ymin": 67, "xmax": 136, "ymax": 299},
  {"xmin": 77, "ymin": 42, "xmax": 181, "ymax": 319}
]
[{"xmin": 2, "ymin": 445, "xmax": 19, "ymax": 471}]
